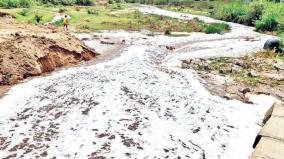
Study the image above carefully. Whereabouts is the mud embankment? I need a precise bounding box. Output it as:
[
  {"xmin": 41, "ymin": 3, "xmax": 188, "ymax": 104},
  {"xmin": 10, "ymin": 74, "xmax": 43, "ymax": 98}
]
[{"xmin": 0, "ymin": 22, "xmax": 98, "ymax": 86}]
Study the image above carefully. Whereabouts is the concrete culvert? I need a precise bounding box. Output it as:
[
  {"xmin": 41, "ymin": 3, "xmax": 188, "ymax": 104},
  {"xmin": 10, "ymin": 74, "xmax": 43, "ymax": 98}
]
[{"xmin": 263, "ymin": 38, "xmax": 280, "ymax": 50}]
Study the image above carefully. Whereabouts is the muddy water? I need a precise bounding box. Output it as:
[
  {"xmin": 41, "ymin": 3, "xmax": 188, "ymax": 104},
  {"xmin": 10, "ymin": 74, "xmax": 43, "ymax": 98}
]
[{"xmin": 0, "ymin": 6, "xmax": 275, "ymax": 159}]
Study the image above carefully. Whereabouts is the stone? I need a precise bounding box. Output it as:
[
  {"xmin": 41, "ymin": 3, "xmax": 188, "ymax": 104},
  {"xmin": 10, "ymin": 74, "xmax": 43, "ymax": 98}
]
[
  {"xmin": 263, "ymin": 38, "xmax": 280, "ymax": 50},
  {"xmin": 231, "ymin": 65, "xmax": 242, "ymax": 73},
  {"xmin": 233, "ymin": 59, "xmax": 243, "ymax": 67},
  {"xmin": 247, "ymin": 69, "xmax": 259, "ymax": 77},
  {"xmin": 219, "ymin": 67, "xmax": 232, "ymax": 74},
  {"xmin": 273, "ymin": 61, "xmax": 284, "ymax": 71},
  {"xmin": 239, "ymin": 87, "xmax": 251, "ymax": 94},
  {"xmin": 262, "ymin": 72, "xmax": 284, "ymax": 81},
  {"xmin": 166, "ymin": 45, "xmax": 175, "ymax": 50}
]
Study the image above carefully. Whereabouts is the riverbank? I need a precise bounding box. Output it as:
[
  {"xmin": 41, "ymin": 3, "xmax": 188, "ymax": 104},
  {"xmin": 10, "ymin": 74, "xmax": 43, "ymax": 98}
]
[
  {"xmin": 0, "ymin": 14, "xmax": 99, "ymax": 94},
  {"xmin": 181, "ymin": 51, "xmax": 284, "ymax": 102},
  {"xmin": 0, "ymin": 5, "xmax": 281, "ymax": 159}
]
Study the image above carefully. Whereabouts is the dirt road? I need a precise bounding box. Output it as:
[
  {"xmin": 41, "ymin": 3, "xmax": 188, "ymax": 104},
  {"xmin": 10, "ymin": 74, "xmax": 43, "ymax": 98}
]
[{"xmin": 0, "ymin": 6, "xmax": 276, "ymax": 159}]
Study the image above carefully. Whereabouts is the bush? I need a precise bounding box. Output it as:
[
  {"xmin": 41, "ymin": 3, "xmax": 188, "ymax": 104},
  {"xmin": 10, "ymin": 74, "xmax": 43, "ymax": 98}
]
[
  {"xmin": 0, "ymin": 0, "xmax": 32, "ymax": 8},
  {"xmin": 75, "ymin": 6, "xmax": 80, "ymax": 11},
  {"xmin": 165, "ymin": 29, "xmax": 171, "ymax": 35},
  {"xmin": 54, "ymin": 19, "xmax": 63, "ymax": 26},
  {"xmin": 205, "ymin": 23, "xmax": 230, "ymax": 34},
  {"xmin": 19, "ymin": 0, "xmax": 32, "ymax": 7},
  {"xmin": 18, "ymin": 8, "xmax": 29, "ymax": 16},
  {"xmin": 212, "ymin": 2, "xmax": 264, "ymax": 26},
  {"xmin": 87, "ymin": 8, "xmax": 99, "ymax": 15},
  {"xmin": 34, "ymin": 14, "xmax": 42, "ymax": 23},
  {"xmin": 255, "ymin": 13, "xmax": 278, "ymax": 32},
  {"xmin": 58, "ymin": 8, "xmax": 67, "ymax": 13},
  {"xmin": 76, "ymin": 0, "xmax": 93, "ymax": 5},
  {"xmin": 36, "ymin": 0, "xmax": 93, "ymax": 6}
]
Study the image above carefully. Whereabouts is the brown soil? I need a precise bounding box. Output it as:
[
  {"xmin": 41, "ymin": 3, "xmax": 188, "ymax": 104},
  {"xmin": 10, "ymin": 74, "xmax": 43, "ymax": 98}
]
[{"xmin": 0, "ymin": 16, "xmax": 98, "ymax": 88}]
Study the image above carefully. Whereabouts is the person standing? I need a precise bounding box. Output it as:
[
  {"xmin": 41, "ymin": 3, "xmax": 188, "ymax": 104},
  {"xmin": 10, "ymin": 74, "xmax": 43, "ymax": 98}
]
[{"xmin": 63, "ymin": 15, "xmax": 69, "ymax": 31}]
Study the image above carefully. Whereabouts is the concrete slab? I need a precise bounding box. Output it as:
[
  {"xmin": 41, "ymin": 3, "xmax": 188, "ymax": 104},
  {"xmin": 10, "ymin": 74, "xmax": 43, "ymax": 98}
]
[
  {"xmin": 250, "ymin": 137, "xmax": 284, "ymax": 159},
  {"xmin": 259, "ymin": 116, "xmax": 284, "ymax": 141},
  {"xmin": 272, "ymin": 104, "xmax": 284, "ymax": 117}
]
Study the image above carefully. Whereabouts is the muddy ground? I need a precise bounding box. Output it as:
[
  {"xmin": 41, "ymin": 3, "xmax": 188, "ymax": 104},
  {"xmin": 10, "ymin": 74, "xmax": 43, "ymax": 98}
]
[{"xmin": 0, "ymin": 15, "xmax": 98, "ymax": 88}]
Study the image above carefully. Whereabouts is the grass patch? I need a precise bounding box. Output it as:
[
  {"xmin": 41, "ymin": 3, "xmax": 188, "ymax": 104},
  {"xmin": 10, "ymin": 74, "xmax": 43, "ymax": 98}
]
[
  {"xmin": 0, "ymin": 4, "xmax": 229, "ymax": 33},
  {"xmin": 234, "ymin": 70, "xmax": 262, "ymax": 86},
  {"xmin": 205, "ymin": 23, "xmax": 230, "ymax": 34}
]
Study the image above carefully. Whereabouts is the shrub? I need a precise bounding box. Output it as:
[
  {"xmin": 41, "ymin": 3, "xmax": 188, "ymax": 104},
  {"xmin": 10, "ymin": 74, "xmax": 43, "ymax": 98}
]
[
  {"xmin": 75, "ymin": 6, "xmax": 80, "ymax": 11},
  {"xmin": 212, "ymin": 3, "xmax": 248, "ymax": 23},
  {"xmin": 18, "ymin": 8, "xmax": 29, "ymax": 16},
  {"xmin": 212, "ymin": 2, "xmax": 264, "ymax": 26},
  {"xmin": 80, "ymin": 24, "xmax": 90, "ymax": 30},
  {"xmin": 165, "ymin": 29, "xmax": 171, "ymax": 35},
  {"xmin": 76, "ymin": 0, "xmax": 93, "ymax": 6},
  {"xmin": 114, "ymin": 0, "xmax": 124, "ymax": 3},
  {"xmin": 54, "ymin": 19, "xmax": 63, "ymax": 26},
  {"xmin": 205, "ymin": 23, "xmax": 230, "ymax": 34},
  {"xmin": 87, "ymin": 8, "xmax": 99, "ymax": 15},
  {"xmin": 0, "ymin": 0, "xmax": 32, "ymax": 8},
  {"xmin": 58, "ymin": 8, "xmax": 67, "ymax": 13},
  {"xmin": 34, "ymin": 14, "xmax": 42, "ymax": 23},
  {"xmin": 255, "ymin": 13, "xmax": 278, "ymax": 32},
  {"xmin": 60, "ymin": 0, "xmax": 75, "ymax": 5}
]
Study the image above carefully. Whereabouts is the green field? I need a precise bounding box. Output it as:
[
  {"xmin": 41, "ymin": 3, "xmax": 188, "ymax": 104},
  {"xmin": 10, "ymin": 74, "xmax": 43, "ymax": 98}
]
[{"xmin": 0, "ymin": 3, "xmax": 230, "ymax": 34}]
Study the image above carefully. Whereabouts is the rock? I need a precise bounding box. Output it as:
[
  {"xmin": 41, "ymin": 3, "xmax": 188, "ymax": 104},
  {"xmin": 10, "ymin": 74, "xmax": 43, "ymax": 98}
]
[
  {"xmin": 239, "ymin": 87, "xmax": 251, "ymax": 94},
  {"xmin": 181, "ymin": 60, "xmax": 190, "ymax": 69},
  {"xmin": 232, "ymin": 65, "xmax": 242, "ymax": 73},
  {"xmin": 262, "ymin": 72, "xmax": 284, "ymax": 81},
  {"xmin": 81, "ymin": 37, "xmax": 89, "ymax": 41},
  {"xmin": 247, "ymin": 69, "xmax": 259, "ymax": 77},
  {"xmin": 273, "ymin": 61, "xmax": 284, "ymax": 71},
  {"xmin": 233, "ymin": 59, "xmax": 243, "ymax": 67},
  {"xmin": 263, "ymin": 38, "xmax": 280, "ymax": 50},
  {"xmin": 219, "ymin": 67, "xmax": 232, "ymax": 74},
  {"xmin": 203, "ymin": 63, "xmax": 209, "ymax": 71},
  {"xmin": 166, "ymin": 45, "xmax": 175, "ymax": 50},
  {"xmin": 257, "ymin": 91, "xmax": 270, "ymax": 95},
  {"xmin": 100, "ymin": 41, "xmax": 115, "ymax": 45}
]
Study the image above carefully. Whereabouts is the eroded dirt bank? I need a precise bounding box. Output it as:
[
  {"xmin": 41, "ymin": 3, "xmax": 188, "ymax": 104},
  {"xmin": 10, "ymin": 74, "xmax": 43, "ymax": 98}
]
[{"xmin": 0, "ymin": 16, "xmax": 98, "ymax": 86}]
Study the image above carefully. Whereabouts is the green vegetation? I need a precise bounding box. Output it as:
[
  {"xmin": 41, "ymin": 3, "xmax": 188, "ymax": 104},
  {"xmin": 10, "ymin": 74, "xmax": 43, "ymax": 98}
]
[
  {"xmin": 0, "ymin": 0, "xmax": 32, "ymax": 8},
  {"xmin": 160, "ymin": 0, "xmax": 284, "ymax": 50},
  {"xmin": 18, "ymin": 8, "xmax": 28, "ymax": 16},
  {"xmin": 212, "ymin": 2, "xmax": 264, "ymax": 26},
  {"xmin": 234, "ymin": 70, "xmax": 261, "ymax": 86},
  {"xmin": 205, "ymin": 23, "xmax": 230, "ymax": 34},
  {"xmin": 0, "ymin": 4, "xmax": 231, "ymax": 33},
  {"xmin": 198, "ymin": 51, "xmax": 284, "ymax": 87},
  {"xmin": 86, "ymin": 7, "xmax": 98, "ymax": 15}
]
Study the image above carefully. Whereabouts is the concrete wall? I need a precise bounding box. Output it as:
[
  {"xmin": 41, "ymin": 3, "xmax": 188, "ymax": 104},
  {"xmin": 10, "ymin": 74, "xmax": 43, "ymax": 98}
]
[{"xmin": 250, "ymin": 104, "xmax": 284, "ymax": 159}]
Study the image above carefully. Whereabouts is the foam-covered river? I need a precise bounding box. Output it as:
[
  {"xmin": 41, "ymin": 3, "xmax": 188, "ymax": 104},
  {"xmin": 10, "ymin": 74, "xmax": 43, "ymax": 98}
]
[{"xmin": 0, "ymin": 6, "xmax": 275, "ymax": 159}]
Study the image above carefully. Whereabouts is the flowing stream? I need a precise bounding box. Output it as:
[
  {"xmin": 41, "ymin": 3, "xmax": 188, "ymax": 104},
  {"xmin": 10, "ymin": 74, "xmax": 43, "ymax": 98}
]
[{"xmin": 0, "ymin": 5, "xmax": 275, "ymax": 159}]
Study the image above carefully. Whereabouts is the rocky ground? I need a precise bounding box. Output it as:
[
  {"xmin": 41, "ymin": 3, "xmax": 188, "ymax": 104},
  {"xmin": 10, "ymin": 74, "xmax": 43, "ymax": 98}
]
[
  {"xmin": 0, "ymin": 14, "xmax": 98, "ymax": 86},
  {"xmin": 181, "ymin": 51, "xmax": 284, "ymax": 102}
]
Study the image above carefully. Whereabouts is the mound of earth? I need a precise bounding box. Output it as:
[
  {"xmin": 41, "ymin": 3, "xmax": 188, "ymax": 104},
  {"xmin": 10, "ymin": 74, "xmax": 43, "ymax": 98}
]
[{"xmin": 0, "ymin": 19, "xmax": 98, "ymax": 85}]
